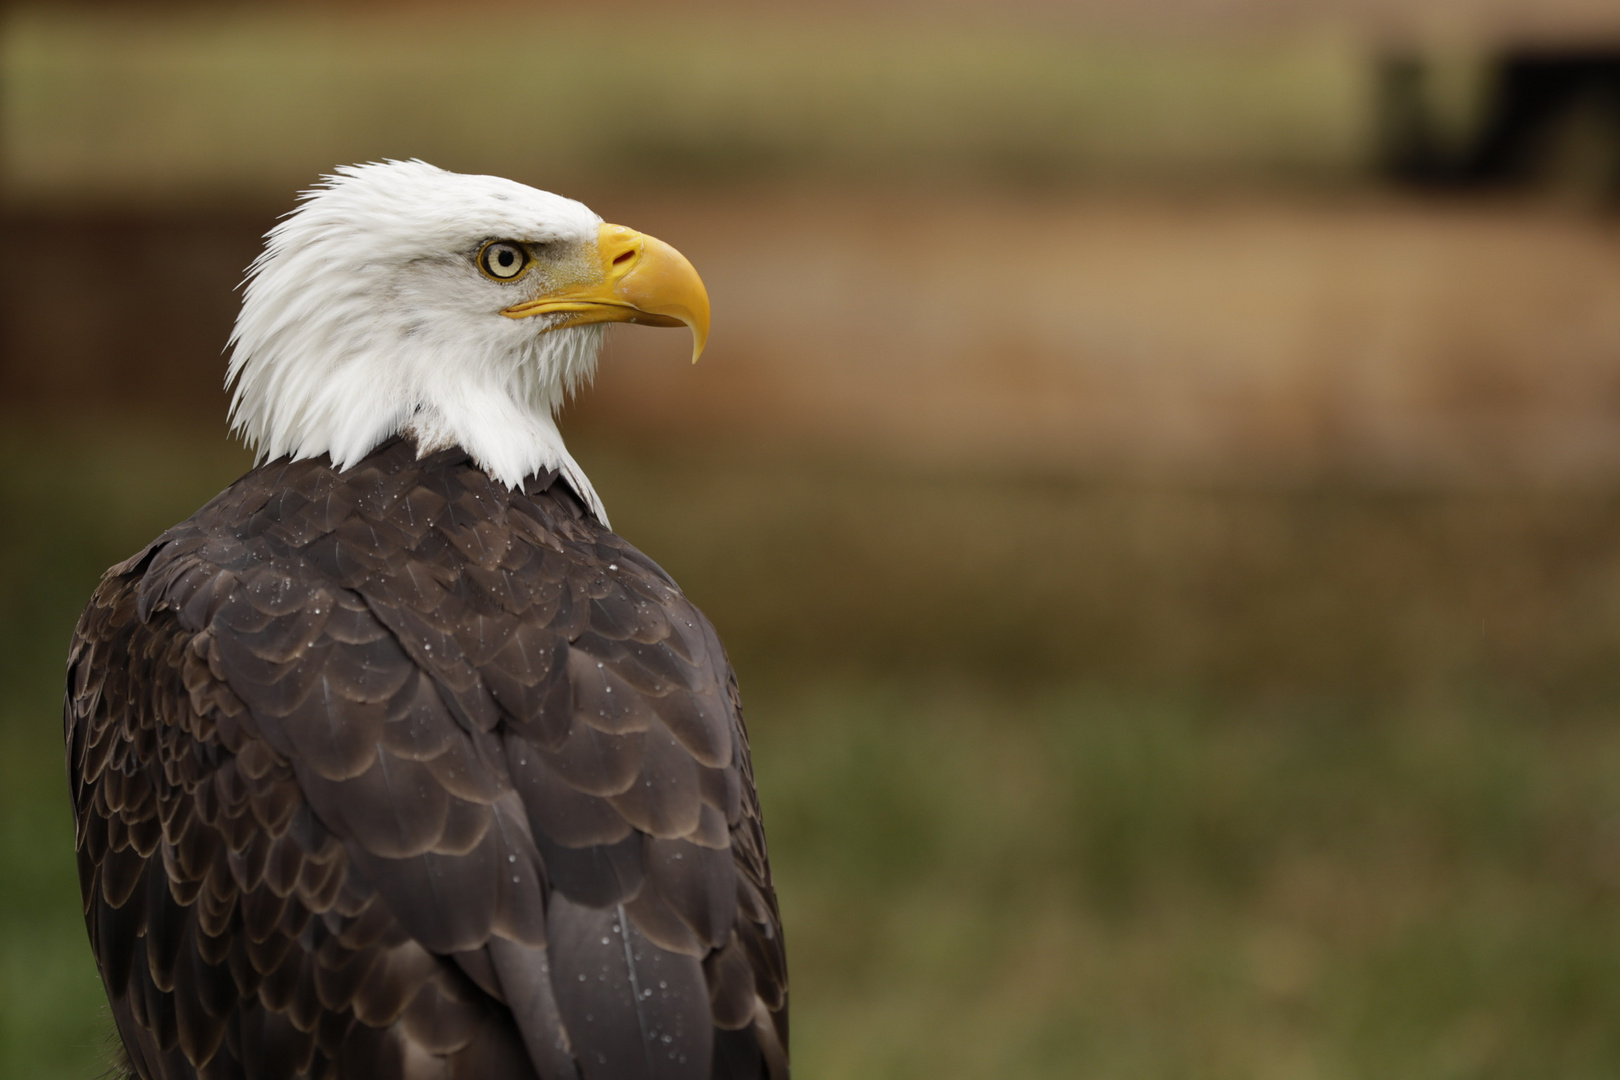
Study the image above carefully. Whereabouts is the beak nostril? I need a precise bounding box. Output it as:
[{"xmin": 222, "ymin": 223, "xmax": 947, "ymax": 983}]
[{"xmin": 611, "ymin": 250, "xmax": 635, "ymax": 267}]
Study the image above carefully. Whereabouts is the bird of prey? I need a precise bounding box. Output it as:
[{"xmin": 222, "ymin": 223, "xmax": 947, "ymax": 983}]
[{"xmin": 64, "ymin": 160, "xmax": 788, "ymax": 1080}]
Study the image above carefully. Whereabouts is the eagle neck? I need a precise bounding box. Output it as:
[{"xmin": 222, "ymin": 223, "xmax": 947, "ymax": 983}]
[{"xmin": 401, "ymin": 385, "xmax": 607, "ymax": 527}]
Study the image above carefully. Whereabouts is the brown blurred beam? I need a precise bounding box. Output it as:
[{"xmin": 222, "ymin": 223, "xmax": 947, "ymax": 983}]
[{"xmin": 0, "ymin": 209, "xmax": 273, "ymax": 416}]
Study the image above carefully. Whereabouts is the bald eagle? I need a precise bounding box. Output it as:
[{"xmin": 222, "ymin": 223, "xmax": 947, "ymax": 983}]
[{"xmin": 64, "ymin": 161, "xmax": 788, "ymax": 1080}]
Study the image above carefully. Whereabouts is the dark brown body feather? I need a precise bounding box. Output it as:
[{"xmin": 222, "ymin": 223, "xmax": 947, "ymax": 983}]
[{"xmin": 64, "ymin": 437, "xmax": 787, "ymax": 1080}]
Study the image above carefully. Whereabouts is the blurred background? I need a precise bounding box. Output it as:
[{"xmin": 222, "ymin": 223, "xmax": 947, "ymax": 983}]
[{"xmin": 8, "ymin": 0, "xmax": 1620, "ymax": 1076}]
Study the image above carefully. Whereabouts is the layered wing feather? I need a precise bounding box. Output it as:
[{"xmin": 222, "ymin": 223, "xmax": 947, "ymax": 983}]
[{"xmin": 66, "ymin": 438, "xmax": 787, "ymax": 1080}]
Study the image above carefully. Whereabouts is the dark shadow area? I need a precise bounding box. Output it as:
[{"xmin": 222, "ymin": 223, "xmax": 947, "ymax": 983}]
[{"xmin": 1381, "ymin": 46, "xmax": 1620, "ymax": 201}]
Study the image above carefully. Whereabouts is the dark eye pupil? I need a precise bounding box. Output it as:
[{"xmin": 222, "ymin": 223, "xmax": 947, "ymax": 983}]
[{"xmin": 498, "ymin": 250, "xmax": 513, "ymax": 266}]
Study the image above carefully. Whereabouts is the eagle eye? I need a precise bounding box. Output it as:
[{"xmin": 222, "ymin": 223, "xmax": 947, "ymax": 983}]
[{"xmin": 478, "ymin": 240, "xmax": 530, "ymax": 281}]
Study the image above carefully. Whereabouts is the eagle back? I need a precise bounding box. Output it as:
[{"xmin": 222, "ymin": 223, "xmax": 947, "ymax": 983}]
[{"xmin": 65, "ymin": 437, "xmax": 787, "ymax": 1080}]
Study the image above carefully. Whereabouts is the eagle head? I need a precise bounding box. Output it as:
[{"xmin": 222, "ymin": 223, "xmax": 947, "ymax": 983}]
[{"xmin": 225, "ymin": 160, "xmax": 709, "ymax": 520}]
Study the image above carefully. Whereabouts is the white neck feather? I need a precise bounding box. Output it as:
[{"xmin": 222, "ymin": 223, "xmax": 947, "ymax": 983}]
[{"xmin": 227, "ymin": 313, "xmax": 609, "ymax": 524}]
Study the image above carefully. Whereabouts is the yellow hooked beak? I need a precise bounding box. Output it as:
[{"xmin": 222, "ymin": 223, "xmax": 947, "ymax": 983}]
[{"xmin": 500, "ymin": 223, "xmax": 710, "ymax": 362}]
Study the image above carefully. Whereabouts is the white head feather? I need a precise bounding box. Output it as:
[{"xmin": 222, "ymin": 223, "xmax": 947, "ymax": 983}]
[{"xmin": 227, "ymin": 160, "xmax": 611, "ymax": 522}]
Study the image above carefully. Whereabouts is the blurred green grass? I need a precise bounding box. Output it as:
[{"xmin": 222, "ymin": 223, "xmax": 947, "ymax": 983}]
[
  {"xmin": 0, "ymin": 8, "xmax": 1369, "ymax": 206},
  {"xmin": 6, "ymin": 419, "xmax": 1620, "ymax": 1078}
]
